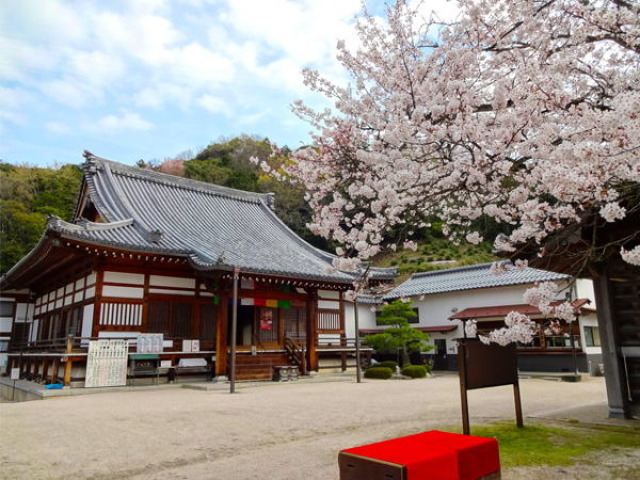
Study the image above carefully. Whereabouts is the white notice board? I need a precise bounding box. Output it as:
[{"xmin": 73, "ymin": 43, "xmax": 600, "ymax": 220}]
[{"xmin": 85, "ymin": 339, "xmax": 129, "ymax": 388}]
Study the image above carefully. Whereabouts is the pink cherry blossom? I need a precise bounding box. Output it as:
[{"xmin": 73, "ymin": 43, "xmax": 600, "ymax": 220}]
[{"xmin": 267, "ymin": 0, "xmax": 640, "ymax": 345}]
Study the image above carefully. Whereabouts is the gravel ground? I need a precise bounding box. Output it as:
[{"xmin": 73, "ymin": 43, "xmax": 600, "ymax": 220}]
[{"xmin": 0, "ymin": 373, "xmax": 635, "ymax": 479}]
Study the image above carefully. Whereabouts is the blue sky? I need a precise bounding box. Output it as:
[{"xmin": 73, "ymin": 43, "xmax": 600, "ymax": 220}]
[{"xmin": 0, "ymin": 0, "xmax": 458, "ymax": 167}]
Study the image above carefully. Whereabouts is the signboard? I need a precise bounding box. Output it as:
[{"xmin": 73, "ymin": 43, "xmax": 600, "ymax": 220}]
[
  {"xmin": 461, "ymin": 340, "xmax": 518, "ymax": 390},
  {"xmin": 10, "ymin": 368, "xmax": 20, "ymax": 380},
  {"xmin": 137, "ymin": 334, "xmax": 164, "ymax": 353},
  {"xmin": 457, "ymin": 338, "xmax": 523, "ymax": 434},
  {"xmin": 85, "ymin": 339, "xmax": 129, "ymax": 388}
]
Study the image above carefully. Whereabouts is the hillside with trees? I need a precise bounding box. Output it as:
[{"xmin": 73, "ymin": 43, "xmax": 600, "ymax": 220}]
[{"xmin": 0, "ymin": 162, "xmax": 83, "ymax": 273}]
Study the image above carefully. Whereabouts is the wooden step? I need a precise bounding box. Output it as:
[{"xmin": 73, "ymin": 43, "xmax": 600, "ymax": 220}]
[{"xmin": 232, "ymin": 352, "xmax": 296, "ymax": 381}]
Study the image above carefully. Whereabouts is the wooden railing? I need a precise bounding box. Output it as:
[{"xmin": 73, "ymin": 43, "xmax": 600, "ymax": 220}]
[
  {"xmin": 8, "ymin": 335, "xmax": 215, "ymax": 354},
  {"xmin": 284, "ymin": 337, "xmax": 307, "ymax": 375},
  {"xmin": 316, "ymin": 337, "xmax": 370, "ymax": 349}
]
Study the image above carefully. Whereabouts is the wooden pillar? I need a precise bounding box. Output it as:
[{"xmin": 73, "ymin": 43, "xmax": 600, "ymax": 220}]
[
  {"xmin": 92, "ymin": 267, "xmax": 104, "ymax": 338},
  {"xmin": 51, "ymin": 358, "xmax": 59, "ymax": 384},
  {"xmin": 215, "ymin": 292, "xmax": 229, "ymax": 378},
  {"xmin": 305, "ymin": 289, "xmax": 318, "ymax": 372},
  {"xmin": 42, "ymin": 358, "xmax": 50, "ymax": 383},
  {"xmin": 63, "ymin": 335, "xmax": 74, "ymax": 387},
  {"xmin": 594, "ymin": 270, "xmax": 630, "ymax": 418}
]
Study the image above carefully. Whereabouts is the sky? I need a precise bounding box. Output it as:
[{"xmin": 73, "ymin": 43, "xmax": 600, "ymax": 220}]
[{"xmin": 0, "ymin": 0, "xmax": 459, "ymax": 167}]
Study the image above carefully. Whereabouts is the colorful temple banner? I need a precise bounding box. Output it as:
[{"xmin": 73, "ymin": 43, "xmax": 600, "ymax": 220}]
[{"xmin": 239, "ymin": 298, "xmax": 292, "ymax": 309}]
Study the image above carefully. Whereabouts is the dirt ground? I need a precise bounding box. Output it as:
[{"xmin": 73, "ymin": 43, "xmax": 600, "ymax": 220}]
[{"xmin": 0, "ymin": 373, "xmax": 637, "ymax": 479}]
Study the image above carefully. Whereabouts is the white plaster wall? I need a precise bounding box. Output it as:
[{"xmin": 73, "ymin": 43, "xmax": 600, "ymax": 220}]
[
  {"xmin": 579, "ymin": 313, "xmax": 601, "ymax": 355},
  {"xmin": 30, "ymin": 320, "xmax": 39, "ymax": 342},
  {"xmin": 343, "ymin": 302, "xmax": 382, "ymax": 339},
  {"xmin": 318, "ymin": 300, "xmax": 340, "ymax": 310},
  {"xmin": 149, "ymin": 275, "xmax": 195, "ymax": 289},
  {"xmin": 0, "ymin": 318, "xmax": 12, "ymax": 333},
  {"xmin": 81, "ymin": 304, "xmax": 94, "ymax": 340},
  {"xmin": 355, "ymin": 283, "xmax": 572, "ymax": 353},
  {"xmin": 318, "ymin": 290, "xmax": 340, "ymax": 300},
  {"xmin": 575, "ymin": 279, "xmax": 596, "ymax": 308},
  {"xmin": 15, "ymin": 303, "xmax": 33, "ymax": 322},
  {"xmin": 102, "ymin": 286, "xmax": 144, "ymax": 299},
  {"xmin": 103, "ymin": 271, "xmax": 145, "ymax": 285}
]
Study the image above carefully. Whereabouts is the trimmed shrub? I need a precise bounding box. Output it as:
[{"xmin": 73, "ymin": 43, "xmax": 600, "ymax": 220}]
[
  {"xmin": 364, "ymin": 367, "xmax": 393, "ymax": 379},
  {"xmin": 376, "ymin": 360, "xmax": 399, "ymax": 370},
  {"xmin": 401, "ymin": 365, "xmax": 428, "ymax": 378}
]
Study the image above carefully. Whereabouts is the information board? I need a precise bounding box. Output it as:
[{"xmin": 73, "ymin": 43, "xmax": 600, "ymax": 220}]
[{"xmin": 85, "ymin": 339, "xmax": 129, "ymax": 388}]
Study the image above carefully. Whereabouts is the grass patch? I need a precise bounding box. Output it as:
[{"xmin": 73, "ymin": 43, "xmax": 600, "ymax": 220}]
[{"xmin": 452, "ymin": 423, "xmax": 640, "ymax": 468}]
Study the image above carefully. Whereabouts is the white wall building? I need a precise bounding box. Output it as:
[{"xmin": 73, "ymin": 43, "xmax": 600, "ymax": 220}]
[{"xmin": 352, "ymin": 262, "xmax": 601, "ymax": 373}]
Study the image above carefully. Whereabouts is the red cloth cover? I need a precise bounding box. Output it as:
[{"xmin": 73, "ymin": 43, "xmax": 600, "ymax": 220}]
[{"xmin": 341, "ymin": 430, "xmax": 500, "ymax": 480}]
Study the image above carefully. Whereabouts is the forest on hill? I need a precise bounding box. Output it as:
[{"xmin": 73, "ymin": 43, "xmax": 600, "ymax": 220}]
[{"xmin": 0, "ymin": 135, "xmax": 498, "ymax": 276}]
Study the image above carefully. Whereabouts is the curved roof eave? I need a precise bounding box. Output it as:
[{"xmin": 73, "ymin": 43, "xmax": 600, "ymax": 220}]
[
  {"xmin": 0, "ymin": 233, "xmax": 55, "ymax": 289},
  {"xmin": 187, "ymin": 254, "xmax": 357, "ymax": 286}
]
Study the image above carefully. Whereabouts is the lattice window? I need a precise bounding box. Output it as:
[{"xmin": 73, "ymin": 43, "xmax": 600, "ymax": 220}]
[
  {"xmin": 318, "ymin": 309, "xmax": 341, "ymax": 331},
  {"xmin": 147, "ymin": 301, "xmax": 193, "ymax": 338},
  {"xmin": 99, "ymin": 303, "xmax": 143, "ymax": 326},
  {"xmin": 283, "ymin": 308, "xmax": 306, "ymax": 341},
  {"xmin": 199, "ymin": 304, "xmax": 217, "ymax": 343}
]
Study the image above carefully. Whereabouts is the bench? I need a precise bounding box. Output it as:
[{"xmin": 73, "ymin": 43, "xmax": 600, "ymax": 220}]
[
  {"xmin": 339, "ymin": 430, "xmax": 500, "ymax": 480},
  {"xmin": 168, "ymin": 357, "xmax": 213, "ymax": 382},
  {"xmin": 129, "ymin": 354, "xmax": 160, "ymax": 385},
  {"xmin": 272, "ymin": 365, "xmax": 299, "ymax": 382}
]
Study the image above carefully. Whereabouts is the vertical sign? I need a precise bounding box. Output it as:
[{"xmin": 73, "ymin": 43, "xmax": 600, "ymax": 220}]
[{"xmin": 85, "ymin": 339, "xmax": 129, "ymax": 388}]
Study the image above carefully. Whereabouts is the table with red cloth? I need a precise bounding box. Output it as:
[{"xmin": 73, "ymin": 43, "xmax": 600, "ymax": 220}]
[{"xmin": 339, "ymin": 430, "xmax": 500, "ymax": 480}]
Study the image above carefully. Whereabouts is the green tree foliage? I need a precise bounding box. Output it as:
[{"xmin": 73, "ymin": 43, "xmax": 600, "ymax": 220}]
[
  {"xmin": 179, "ymin": 135, "xmax": 330, "ymax": 249},
  {"xmin": 186, "ymin": 135, "xmax": 268, "ymax": 191},
  {"xmin": 364, "ymin": 299, "xmax": 432, "ymax": 366},
  {"xmin": 0, "ymin": 162, "xmax": 82, "ymax": 273}
]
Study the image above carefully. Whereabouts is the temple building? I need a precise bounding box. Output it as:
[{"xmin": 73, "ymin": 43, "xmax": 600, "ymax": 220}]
[{"xmin": 0, "ymin": 152, "xmax": 394, "ymax": 387}]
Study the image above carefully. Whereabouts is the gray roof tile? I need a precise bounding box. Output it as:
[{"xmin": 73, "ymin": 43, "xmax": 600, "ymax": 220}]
[
  {"xmin": 384, "ymin": 261, "xmax": 570, "ymax": 300},
  {"xmin": 48, "ymin": 153, "xmax": 395, "ymax": 285}
]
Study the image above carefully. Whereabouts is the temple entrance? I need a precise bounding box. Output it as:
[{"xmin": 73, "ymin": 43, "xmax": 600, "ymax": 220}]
[
  {"xmin": 236, "ymin": 305, "xmax": 255, "ymax": 346},
  {"xmin": 231, "ymin": 305, "xmax": 282, "ymax": 348}
]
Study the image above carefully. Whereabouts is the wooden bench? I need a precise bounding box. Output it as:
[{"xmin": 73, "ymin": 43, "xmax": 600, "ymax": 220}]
[
  {"xmin": 272, "ymin": 365, "xmax": 299, "ymax": 382},
  {"xmin": 168, "ymin": 357, "xmax": 213, "ymax": 382},
  {"xmin": 339, "ymin": 430, "xmax": 500, "ymax": 480}
]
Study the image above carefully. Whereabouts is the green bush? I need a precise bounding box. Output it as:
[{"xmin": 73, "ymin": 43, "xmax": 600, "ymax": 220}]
[
  {"xmin": 364, "ymin": 367, "xmax": 393, "ymax": 379},
  {"xmin": 375, "ymin": 360, "xmax": 399, "ymax": 370},
  {"xmin": 401, "ymin": 365, "xmax": 428, "ymax": 378}
]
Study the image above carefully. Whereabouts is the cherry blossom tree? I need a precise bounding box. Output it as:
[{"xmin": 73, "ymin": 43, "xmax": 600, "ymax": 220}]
[{"xmin": 282, "ymin": 0, "xmax": 640, "ymax": 343}]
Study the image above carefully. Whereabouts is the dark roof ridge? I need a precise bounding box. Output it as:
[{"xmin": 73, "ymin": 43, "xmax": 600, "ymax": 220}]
[
  {"xmin": 49, "ymin": 216, "xmax": 135, "ymax": 232},
  {"xmin": 82, "ymin": 151, "xmax": 272, "ymax": 205},
  {"xmin": 411, "ymin": 261, "xmax": 503, "ymax": 279}
]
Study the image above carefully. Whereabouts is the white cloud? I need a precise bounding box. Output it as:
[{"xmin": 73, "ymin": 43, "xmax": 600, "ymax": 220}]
[
  {"xmin": 0, "ymin": 87, "xmax": 33, "ymax": 126},
  {"xmin": 93, "ymin": 112, "xmax": 154, "ymax": 133},
  {"xmin": 197, "ymin": 94, "xmax": 231, "ymax": 115},
  {"xmin": 46, "ymin": 122, "xmax": 73, "ymax": 135},
  {"xmin": 0, "ymin": 0, "xmax": 464, "ymax": 165}
]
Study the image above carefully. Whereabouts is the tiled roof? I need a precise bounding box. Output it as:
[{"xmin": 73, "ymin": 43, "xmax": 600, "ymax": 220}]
[
  {"xmin": 384, "ymin": 262, "xmax": 570, "ymax": 300},
  {"xmin": 449, "ymin": 299, "xmax": 593, "ymax": 320},
  {"xmin": 10, "ymin": 152, "xmax": 395, "ymax": 285}
]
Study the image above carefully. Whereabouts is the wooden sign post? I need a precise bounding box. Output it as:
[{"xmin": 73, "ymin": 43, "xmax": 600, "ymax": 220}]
[
  {"xmin": 10, "ymin": 367, "xmax": 20, "ymax": 401},
  {"xmin": 458, "ymin": 338, "xmax": 523, "ymax": 435}
]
